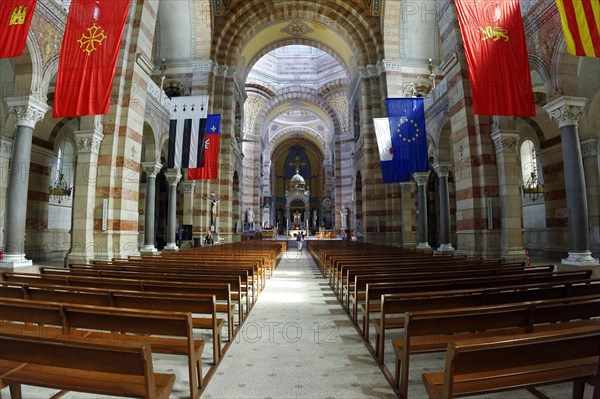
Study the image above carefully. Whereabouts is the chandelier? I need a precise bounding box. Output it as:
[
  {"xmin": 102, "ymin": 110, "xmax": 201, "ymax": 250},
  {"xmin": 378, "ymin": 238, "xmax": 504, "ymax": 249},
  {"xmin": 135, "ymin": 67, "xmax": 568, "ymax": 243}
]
[
  {"xmin": 522, "ymin": 171, "xmax": 544, "ymax": 201},
  {"xmin": 49, "ymin": 173, "xmax": 72, "ymax": 203}
]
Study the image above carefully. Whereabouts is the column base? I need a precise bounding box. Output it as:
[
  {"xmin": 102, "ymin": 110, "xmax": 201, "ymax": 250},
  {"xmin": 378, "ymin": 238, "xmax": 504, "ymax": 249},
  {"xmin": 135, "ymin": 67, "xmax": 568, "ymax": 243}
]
[
  {"xmin": 163, "ymin": 243, "xmax": 179, "ymax": 252},
  {"xmin": 435, "ymin": 244, "xmax": 455, "ymax": 254},
  {"xmin": 417, "ymin": 242, "xmax": 431, "ymax": 250},
  {"xmin": 562, "ymin": 251, "xmax": 599, "ymax": 266},
  {"xmin": 0, "ymin": 253, "xmax": 33, "ymax": 269},
  {"xmin": 139, "ymin": 245, "xmax": 159, "ymax": 255}
]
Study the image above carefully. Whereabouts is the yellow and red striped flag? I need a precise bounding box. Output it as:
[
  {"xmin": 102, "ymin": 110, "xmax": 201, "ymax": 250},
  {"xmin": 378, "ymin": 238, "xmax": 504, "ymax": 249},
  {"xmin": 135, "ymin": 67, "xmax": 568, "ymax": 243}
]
[{"xmin": 556, "ymin": 0, "xmax": 600, "ymax": 57}]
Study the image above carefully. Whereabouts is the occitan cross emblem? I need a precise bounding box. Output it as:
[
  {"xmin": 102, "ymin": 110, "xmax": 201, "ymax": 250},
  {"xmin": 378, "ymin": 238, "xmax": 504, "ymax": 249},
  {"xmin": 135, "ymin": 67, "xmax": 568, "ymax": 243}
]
[{"xmin": 78, "ymin": 23, "xmax": 107, "ymax": 55}]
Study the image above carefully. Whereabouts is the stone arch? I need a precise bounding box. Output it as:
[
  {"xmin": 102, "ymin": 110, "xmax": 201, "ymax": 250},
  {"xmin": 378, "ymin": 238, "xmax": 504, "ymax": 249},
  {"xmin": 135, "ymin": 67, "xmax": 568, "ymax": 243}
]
[
  {"xmin": 213, "ymin": 1, "xmax": 383, "ymax": 67},
  {"xmin": 265, "ymin": 126, "xmax": 327, "ymax": 162},
  {"xmin": 254, "ymin": 87, "xmax": 341, "ymax": 142},
  {"xmin": 243, "ymin": 38, "xmax": 351, "ymax": 82}
]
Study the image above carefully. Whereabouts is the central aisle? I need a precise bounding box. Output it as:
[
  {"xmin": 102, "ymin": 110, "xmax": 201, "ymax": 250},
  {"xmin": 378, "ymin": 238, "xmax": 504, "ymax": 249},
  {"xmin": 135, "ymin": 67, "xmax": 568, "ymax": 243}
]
[{"xmin": 200, "ymin": 247, "xmax": 396, "ymax": 399}]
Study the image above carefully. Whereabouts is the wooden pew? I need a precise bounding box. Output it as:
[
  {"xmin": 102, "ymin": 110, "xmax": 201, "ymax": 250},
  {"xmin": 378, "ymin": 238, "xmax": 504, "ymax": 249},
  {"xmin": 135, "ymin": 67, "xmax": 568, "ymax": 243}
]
[
  {"xmin": 374, "ymin": 279, "xmax": 600, "ymax": 362},
  {"xmin": 392, "ymin": 297, "xmax": 600, "ymax": 399},
  {"xmin": 421, "ymin": 325, "xmax": 600, "ymax": 399},
  {"xmin": 0, "ymin": 277, "xmax": 224, "ymax": 365},
  {"xmin": 0, "ymin": 299, "xmax": 205, "ymax": 398},
  {"xmin": 71, "ymin": 262, "xmax": 255, "ymax": 313},
  {"xmin": 342, "ymin": 264, "xmax": 553, "ymax": 313},
  {"xmin": 0, "ymin": 334, "xmax": 175, "ymax": 399},
  {"xmin": 42, "ymin": 266, "xmax": 242, "ymax": 335},
  {"xmin": 357, "ymin": 269, "xmax": 593, "ymax": 335}
]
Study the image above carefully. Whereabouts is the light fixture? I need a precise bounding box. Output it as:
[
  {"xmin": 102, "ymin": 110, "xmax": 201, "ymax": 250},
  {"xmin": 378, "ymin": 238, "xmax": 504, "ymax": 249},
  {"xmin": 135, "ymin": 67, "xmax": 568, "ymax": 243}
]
[
  {"xmin": 522, "ymin": 171, "xmax": 544, "ymax": 201},
  {"xmin": 428, "ymin": 58, "xmax": 436, "ymax": 89},
  {"xmin": 49, "ymin": 173, "xmax": 72, "ymax": 203},
  {"xmin": 159, "ymin": 58, "xmax": 167, "ymax": 90},
  {"xmin": 49, "ymin": 140, "xmax": 72, "ymax": 204}
]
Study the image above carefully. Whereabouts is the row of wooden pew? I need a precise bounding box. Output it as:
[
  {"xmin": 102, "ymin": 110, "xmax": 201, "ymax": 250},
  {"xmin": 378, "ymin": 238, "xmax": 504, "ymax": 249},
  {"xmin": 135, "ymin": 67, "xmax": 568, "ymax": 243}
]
[
  {"xmin": 308, "ymin": 240, "xmax": 600, "ymax": 399},
  {"xmin": 0, "ymin": 240, "xmax": 284, "ymax": 399}
]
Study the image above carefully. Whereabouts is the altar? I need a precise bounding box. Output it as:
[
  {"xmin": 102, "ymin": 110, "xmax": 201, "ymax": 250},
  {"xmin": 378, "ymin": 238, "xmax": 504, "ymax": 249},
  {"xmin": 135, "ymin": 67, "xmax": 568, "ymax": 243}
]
[{"xmin": 288, "ymin": 229, "xmax": 307, "ymax": 239}]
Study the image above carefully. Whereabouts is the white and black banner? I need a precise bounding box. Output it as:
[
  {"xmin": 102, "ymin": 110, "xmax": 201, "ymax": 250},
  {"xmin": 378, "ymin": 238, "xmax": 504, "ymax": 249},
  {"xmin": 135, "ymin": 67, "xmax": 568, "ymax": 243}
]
[{"xmin": 167, "ymin": 95, "xmax": 209, "ymax": 168}]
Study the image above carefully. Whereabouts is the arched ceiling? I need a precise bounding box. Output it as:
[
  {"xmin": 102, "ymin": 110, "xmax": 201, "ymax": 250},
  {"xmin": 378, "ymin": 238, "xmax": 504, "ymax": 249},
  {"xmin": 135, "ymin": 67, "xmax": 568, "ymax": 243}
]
[{"xmin": 212, "ymin": 0, "xmax": 383, "ymax": 69}]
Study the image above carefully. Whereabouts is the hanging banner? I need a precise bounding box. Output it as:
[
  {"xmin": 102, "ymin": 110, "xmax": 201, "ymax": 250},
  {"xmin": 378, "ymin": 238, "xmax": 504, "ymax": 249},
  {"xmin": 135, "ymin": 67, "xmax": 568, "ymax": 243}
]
[
  {"xmin": 0, "ymin": 0, "xmax": 37, "ymax": 58},
  {"xmin": 454, "ymin": 0, "xmax": 536, "ymax": 116},
  {"xmin": 555, "ymin": 0, "xmax": 600, "ymax": 57},
  {"xmin": 53, "ymin": 0, "xmax": 130, "ymax": 118},
  {"xmin": 188, "ymin": 114, "xmax": 221, "ymax": 180}
]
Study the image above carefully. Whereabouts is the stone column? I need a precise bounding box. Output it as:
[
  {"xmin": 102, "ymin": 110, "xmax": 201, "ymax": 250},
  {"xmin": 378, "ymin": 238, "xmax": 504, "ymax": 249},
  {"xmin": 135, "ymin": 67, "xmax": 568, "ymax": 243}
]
[
  {"xmin": 491, "ymin": 130, "xmax": 525, "ymax": 261},
  {"xmin": 180, "ymin": 180, "xmax": 196, "ymax": 246},
  {"xmin": 433, "ymin": 162, "xmax": 455, "ymax": 253},
  {"xmin": 164, "ymin": 169, "xmax": 181, "ymax": 250},
  {"xmin": 179, "ymin": 181, "xmax": 196, "ymax": 226},
  {"xmin": 544, "ymin": 96, "xmax": 599, "ymax": 266},
  {"xmin": 580, "ymin": 138, "xmax": 600, "ymax": 257},
  {"xmin": 1, "ymin": 96, "xmax": 48, "ymax": 268},
  {"xmin": 399, "ymin": 182, "xmax": 416, "ymax": 248},
  {"xmin": 140, "ymin": 162, "xmax": 161, "ymax": 254},
  {"xmin": 414, "ymin": 172, "xmax": 431, "ymax": 250},
  {"xmin": 66, "ymin": 117, "xmax": 104, "ymax": 265}
]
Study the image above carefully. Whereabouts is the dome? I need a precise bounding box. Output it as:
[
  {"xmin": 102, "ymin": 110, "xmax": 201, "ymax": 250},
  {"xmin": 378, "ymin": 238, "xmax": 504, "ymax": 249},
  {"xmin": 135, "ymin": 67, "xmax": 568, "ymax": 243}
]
[
  {"xmin": 290, "ymin": 170, "xmax": 306, "ymax": 190},
  {"xmin": 291, "ymin": 172, "xmax": 305, "ymax": 184}
]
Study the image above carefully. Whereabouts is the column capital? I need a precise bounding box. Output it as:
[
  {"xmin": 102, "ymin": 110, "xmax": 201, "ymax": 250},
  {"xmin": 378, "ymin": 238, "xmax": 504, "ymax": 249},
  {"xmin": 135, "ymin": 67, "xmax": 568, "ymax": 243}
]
[
  {"xmin": 6, "ymin": 96, "xmax": 48, "ymax": 129},
  {"xmin": 141, "ymin": 161, "xmax": 162, "ymax": 178},
  {"xmin": 165, "ymin": 168, "xmax": 182, "ymax": 186},
  {"xmin": 399, "ymin": 182, "xmax": 415, "ymax": 193},
  {"xmin": 543, "ymin": 96, "xmax": 587, "ymax": 128},
  {"xmin": 74, "ymin": 130, "xmax": 104, "ymax": 155},
  {"xmin": 413, "ymin": 171, "xmax": 430, "ymax": 186},
  {"xmin": 490, "ymin": 130, "xmax": 520, "ymax": 154},
  {"xmin": 179, "ymin": 180, "xmax": 196, "ymax": 193},
  {"xmin": 0, "ymin": 138, "xmax": 13, "ymax": 159},
  {"xmin": 433, "ymin": 162, "xmax": 453, "ymax": 178},
  {"xmin": 580, "ymin": 138, "xmax": 598, "ymax": 159}
]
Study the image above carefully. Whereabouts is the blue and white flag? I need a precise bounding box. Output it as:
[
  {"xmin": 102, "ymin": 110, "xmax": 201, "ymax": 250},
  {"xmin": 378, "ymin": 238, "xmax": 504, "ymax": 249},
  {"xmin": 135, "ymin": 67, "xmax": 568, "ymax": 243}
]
[{"xmin": 373, "ymin": 98, "xmax": 429, "ymax": 183}]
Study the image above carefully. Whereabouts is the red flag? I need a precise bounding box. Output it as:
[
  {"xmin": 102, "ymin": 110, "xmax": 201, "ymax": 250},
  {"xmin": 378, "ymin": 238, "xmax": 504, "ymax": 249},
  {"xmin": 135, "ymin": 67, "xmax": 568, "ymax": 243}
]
[
  {"xmin": 555, "ymin": 0, "xmax": 600, "ymax": 57},
  {"xmin": 52, "ymin": 0, "xmax": 130, "ymax": 118},
  {"xmin": 188, "ymin": 114, "xmax": 220, "ymax": 180},
  {"xmin": 454, "ymin": 0, "xmax": 535, "ymax": 117},
  {"xmin": 0, "ymin": 0, "xmax": 37, "ymax": 58}
]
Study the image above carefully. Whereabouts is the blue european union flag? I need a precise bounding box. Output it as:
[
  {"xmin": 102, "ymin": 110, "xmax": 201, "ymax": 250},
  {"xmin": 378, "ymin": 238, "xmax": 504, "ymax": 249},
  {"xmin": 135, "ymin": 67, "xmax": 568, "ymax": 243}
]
[{"xmin": 385, "ymin": 98, "xmax": 429, "ymax": 182}]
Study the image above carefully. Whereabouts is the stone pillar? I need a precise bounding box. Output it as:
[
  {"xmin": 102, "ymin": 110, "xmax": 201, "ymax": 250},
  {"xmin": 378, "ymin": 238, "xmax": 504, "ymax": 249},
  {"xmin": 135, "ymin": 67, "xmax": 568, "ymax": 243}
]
[
  {"xmin": 1, "ymin": 96, "xmax": 48, "ymax": 268},
  {"xmin": 433, "ymin": 162, "xmax": 455, "ymax": 253},
  {"xmin": 399, "ymin": 182, "xmax": 416, "ymax": 248},
  {"xmin": 140, "ymin": 162, "xmax": 161, "ymax": 254},
  {"xmin": 414, "ymin": 172, "xmax": 431, "ymax": 250},
  {"xmin": 180, "ymin": 180, "xmax": 196, "ymax": 226},
  {"xmin": 66, "ymin": 117, "xmax": 104, "ymax": 265},
  {"xmin": 544, "ymin": 96, "xmax": 599, "ymax": 266},
  {"xmin": 491, "ymin": 130, "xmax": 525, "ymax": 261},
  {"xmin": 164, "ymin": 169, "xmax": 181, "ymax": 250},
  {"xmin": 580, "ymin": 138, "xmax": 600, "ymax": 257}
]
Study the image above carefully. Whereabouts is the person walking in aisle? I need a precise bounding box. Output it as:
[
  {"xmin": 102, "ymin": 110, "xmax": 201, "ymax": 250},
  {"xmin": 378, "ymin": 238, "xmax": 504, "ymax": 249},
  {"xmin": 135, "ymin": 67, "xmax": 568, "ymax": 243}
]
[{"xmin": 296, "ymin": 232, "xmax": 304, "ymax": 251}]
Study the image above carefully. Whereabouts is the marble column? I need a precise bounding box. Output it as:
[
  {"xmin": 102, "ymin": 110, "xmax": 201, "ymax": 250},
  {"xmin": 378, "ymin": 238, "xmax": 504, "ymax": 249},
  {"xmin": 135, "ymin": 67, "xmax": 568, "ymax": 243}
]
[
  {"xmin": 433, "ymin": 162, "xmax": 455, "ymax": 253},
  {"xmin": 164, "ymin": 169, "xmax": 181, "ymax": 250},
  {"xmin": 413, "ymin": 172, "xmax": 431, "ymax": 250},
  {"xmin": 580, "ymin": 138, "xmax": 600, "ymax": 257},
  {"xmin": 544, "ymin": 96, "xmax": 599, "ymax": 266},
  {"xmin": 1, "ymin": 96, "xmax": 48, "ymax": 268},
  {"xmin": 399, "ymin": 182, "xmax": 416, "ymax": 248},
  {"xmin": 66, "ymin": 118, "xmax": 104, "ymax": 265},
  {"xmin": 140, "ymin": 162, "xmax": 162, "ymax": 254},
  {"xmin": 180, "ymin": 180, "xmax": 196, "ymax": 246},
  {"xmin": 180, "ymin": 180, "xmax": 196, "ymax": 226},
  {"xmin": 491, "ymin": 130, "xmax": 525, "ymax": 261}
]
